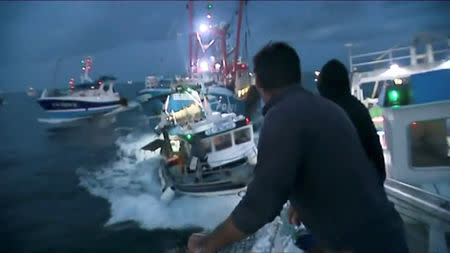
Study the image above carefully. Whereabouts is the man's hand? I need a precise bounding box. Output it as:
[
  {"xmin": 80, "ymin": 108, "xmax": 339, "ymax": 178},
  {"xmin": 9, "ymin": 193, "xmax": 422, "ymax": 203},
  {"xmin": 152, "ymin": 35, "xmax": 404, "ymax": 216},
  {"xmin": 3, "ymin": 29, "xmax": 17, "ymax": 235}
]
[
  {"xmin": 288, "ymin": 205, "xmax": 301, "ymax": 226},
  {"xmin": 187, "ymin": 233, "xmax": 215, "ymax": 253},
  {"xmin": 186, "ymin": 217, "xmax": 246, "ymax": 253}
]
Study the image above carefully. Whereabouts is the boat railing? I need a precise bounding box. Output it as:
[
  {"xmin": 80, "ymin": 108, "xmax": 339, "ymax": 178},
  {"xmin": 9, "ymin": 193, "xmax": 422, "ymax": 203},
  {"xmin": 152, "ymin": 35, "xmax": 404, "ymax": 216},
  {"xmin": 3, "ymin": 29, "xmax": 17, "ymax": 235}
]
[
  {"xmin": 347, "ymin": 38, "xmax": 449, "ymax": 73},
  {"xmin": 384, "ymin": 178, "xmax": 450, "ymax": 253}
]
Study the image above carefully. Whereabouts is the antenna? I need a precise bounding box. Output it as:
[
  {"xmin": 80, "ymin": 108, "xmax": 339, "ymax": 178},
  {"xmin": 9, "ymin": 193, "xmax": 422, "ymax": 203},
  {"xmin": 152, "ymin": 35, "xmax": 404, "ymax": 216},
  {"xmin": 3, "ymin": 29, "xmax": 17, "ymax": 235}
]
[{"xmin": 80, "ymin": 56, "xmax": 93, "ymax": 83}]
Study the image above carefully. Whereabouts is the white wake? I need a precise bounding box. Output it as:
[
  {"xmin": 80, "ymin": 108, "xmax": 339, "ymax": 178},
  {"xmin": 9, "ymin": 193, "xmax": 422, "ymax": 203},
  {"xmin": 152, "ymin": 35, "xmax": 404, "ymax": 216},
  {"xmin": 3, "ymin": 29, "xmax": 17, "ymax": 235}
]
[{"xmin": 78, "ymin": 131, "xmax": 241, "ymax": 231}]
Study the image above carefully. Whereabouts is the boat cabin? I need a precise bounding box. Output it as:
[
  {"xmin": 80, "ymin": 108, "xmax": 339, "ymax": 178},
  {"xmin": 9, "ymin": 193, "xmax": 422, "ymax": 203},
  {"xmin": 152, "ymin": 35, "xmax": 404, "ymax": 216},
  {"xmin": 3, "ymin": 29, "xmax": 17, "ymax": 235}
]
[
  {"xmin": 168, "ymin": 116, "xmax": 256, "ymax": 172},
  {"xmin": 41, "ymin": 77, "xmax": 117, "ymax": 98}
]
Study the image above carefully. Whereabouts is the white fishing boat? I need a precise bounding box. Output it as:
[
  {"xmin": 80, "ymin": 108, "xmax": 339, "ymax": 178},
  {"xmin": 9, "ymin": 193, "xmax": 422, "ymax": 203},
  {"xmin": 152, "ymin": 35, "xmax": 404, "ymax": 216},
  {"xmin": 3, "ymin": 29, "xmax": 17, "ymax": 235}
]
[
  {"xmin": 38, "ymin": 57, "xmax": 126, "ymax": 122},
  {"xmin": 143, "ymin": 86, "xmax": 257, "ymax": 202},
  {"xmin": 27, "ymin": 87, "xmax": 37, "ymax": 98},
  {"xmin": 38, "ymin": 76, "xmax": 123, "ymax": 121}
]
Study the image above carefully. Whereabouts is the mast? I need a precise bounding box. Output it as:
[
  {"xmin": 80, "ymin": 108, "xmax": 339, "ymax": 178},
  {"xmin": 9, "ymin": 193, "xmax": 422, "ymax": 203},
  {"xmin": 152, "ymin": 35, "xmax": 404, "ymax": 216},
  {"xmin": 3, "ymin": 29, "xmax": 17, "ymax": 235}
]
[
  {"xmin": 188, "ymin": 0, "xmax": 194, "ymax": 78},
  {"xmin": 187, "ymin": 0, "xmax": 247, "ymax": 87},
  {"xmin": 233, "ymin": 0, "xmax": 246, "ymax": 84},
  {"xmin": 80, "ymin": 56, "xmax": 93, "ymax": 83}
]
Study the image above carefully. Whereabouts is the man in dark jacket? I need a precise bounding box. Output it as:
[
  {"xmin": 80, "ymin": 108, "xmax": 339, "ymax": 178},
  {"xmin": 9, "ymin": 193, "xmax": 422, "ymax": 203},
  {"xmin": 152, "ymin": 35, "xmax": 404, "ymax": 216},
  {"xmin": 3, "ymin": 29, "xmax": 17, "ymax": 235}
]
[
  {"xmin": 187, "ymin": 42, "xmax": 408, "ymax": 253},
  {"xmin": 317, "ymin": 59, "xmax": 386, "ymax": 184}
]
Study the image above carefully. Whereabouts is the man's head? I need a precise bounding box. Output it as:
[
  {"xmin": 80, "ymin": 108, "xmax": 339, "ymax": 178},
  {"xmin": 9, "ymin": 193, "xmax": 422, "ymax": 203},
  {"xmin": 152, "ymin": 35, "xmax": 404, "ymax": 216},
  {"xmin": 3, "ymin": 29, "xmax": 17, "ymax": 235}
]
[
  {"xmin": 253, "ymin": 42, "xmax": 301, "ymax": 99},
  {"xmin": 317, "ymin": 59, "xmax": 350, "ymax": 99}
]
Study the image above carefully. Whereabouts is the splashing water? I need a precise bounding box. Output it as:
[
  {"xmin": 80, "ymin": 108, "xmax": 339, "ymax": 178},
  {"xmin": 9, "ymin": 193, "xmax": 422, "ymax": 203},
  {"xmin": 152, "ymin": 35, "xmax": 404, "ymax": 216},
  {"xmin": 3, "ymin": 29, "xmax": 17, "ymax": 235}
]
[{"xmin": 78, "ymin": 131, "xmax": 241, "ymax": 231}]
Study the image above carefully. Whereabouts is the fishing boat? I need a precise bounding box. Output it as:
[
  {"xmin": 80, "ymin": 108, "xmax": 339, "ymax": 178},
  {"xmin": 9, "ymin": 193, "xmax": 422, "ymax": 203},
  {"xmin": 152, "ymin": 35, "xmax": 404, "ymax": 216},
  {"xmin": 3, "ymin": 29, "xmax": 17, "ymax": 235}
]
[
  {"xmin": 37, "ymin": 76, "xmax": 123, "ymax": 121},
  {"xmin": 143, "ymin": 85, "xmax": 257, "ymax": 201},
  {"xmin": 347, "ymin": 35, "xmax": 450, "ymax": 253},
  {"xmin": 38, "ymin": 57, "xmax": 126, "ymax": 122},
  {"xmin": 137, "ymin": 76, "xmax": 172, "ymax": 102},
  {"xmin": 137, "ymin": 76, "xmax": 173, "ymax": 115},
  {"xmin": 27, "ymin": 87, "xmax": 37, "ymax": 98}
]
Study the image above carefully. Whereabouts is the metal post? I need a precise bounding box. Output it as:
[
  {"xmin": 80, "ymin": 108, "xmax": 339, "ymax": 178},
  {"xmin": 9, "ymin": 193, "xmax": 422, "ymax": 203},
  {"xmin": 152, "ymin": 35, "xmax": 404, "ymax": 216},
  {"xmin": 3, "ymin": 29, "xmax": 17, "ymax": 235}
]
[
  {"xmin": 425, "ymin": 43, "xmax": 434, "ymax": 63},
  {"xmin": 345, "ymin": 43, "xmax": 353, "ymax": 71},
  {"xmin": 388, "ymin": 49, "xmax": 393, "ymax": 65},
  {"xmin": 188, "ymin": 0, "xmax": 194, "ymax": 78},
  {"xmin": 410, "ymin": 46, "xmax": 417, "ymax": 65},
  {"xmin": 233, "ymin": 0, "xmax": 245, "ymax": 86}
]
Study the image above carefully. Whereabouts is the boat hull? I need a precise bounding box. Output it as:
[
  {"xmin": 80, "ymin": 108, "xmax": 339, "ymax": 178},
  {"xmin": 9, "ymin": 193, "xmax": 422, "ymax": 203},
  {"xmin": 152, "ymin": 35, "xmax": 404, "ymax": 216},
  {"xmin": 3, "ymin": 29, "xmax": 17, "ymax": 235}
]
[
  {"xmin": 137, "ymin": 88, "xmax": 171, "ymax": 102},
  {"xmin": 38, "ymin": 98, "xmax": 121, "ymax": 119},
  {"xmin": 159, "ymin": 160, "xmax": 253, "ymax": 197}
]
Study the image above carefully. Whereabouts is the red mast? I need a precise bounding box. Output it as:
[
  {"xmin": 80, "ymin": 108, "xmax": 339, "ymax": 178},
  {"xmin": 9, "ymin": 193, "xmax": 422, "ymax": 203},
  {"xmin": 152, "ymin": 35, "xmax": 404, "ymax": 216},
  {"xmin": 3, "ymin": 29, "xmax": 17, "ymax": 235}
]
[
  {"xmin": 188, "ymin": 0, "xmax": 194, "ymax": 78},
  {"xmin": 233, "ymin": 0, "xmax": 245, "ymax": 84},
  {"xmin": 187, "ymin": 0, "xmax": 246, "ymax": 88}
]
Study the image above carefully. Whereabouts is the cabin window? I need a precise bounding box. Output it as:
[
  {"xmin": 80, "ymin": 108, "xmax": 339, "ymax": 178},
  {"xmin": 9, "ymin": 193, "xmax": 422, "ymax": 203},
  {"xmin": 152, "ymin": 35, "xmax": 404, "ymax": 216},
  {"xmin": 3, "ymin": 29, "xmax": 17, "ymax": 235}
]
[
  {"xmin": 234, "ymin": 127, "xmax": 251, "ymax": 145},
  {"xmin": 102, "ymin": 84, "xmax": 110, "ymax": 92},
  {"xmin": 212, "ymin": 133, "xmax": 232, "ymax": 151},
  {"xmin": 200, "ymin": 138, "xmax": 212, "ymax": 153},
  {"xmin": 410, "ymin": 118, "xmax": 450, "ymax": 167}
]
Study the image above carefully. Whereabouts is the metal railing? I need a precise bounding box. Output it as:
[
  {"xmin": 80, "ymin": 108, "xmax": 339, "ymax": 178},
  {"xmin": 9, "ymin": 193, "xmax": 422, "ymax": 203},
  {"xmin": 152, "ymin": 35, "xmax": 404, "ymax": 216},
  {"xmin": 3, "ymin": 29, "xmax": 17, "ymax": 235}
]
[
  {"xmin": 385, "ymin": 179, "xmax": 450, "ymax": 253},
  {"xmin": 348, "ymin": 39, "xmax": 449, "ymax": 72}
]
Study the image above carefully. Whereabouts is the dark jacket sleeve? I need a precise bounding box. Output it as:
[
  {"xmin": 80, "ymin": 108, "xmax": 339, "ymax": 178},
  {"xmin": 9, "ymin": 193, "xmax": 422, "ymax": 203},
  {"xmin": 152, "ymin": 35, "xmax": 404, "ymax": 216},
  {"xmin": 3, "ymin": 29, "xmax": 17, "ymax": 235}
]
[
  {"xmin": 352, "ymin": 101, "xmax": 386, "ymax": 183},
  {"xmin": 231, "ymin": 107, "xmax": 303, "ymax": 234}
]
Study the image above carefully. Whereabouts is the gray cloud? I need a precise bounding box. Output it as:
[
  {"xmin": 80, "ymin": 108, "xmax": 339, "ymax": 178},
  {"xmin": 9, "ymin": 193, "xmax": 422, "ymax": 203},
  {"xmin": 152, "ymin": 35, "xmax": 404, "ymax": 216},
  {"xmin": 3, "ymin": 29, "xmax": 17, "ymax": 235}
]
[{"xmin": 0, "ymin": 1, "xmax": 448, "ymax": 92}]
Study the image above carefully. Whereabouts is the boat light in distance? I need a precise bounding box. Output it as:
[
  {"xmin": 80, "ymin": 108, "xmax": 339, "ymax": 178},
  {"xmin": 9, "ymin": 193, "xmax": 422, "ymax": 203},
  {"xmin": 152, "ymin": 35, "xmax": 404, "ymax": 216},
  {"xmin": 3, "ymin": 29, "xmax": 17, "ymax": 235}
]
[
  {"xmin": 199, "ymin": 24, "xmax": 208, "ymax": 33},
  {"xmin": 390, "ymin": 64, "xmax": 399, "ymax": 70},
  {"xmin": 381, "ymin": 63, "xmax": 408, "ymax": 78},
  {"xmin": 200, "ymin": 61, "xmax": 209, "ymax": 72},
  {"xmin": 394, "ymin": 78, "xmax": 403, "ymax": 85}
]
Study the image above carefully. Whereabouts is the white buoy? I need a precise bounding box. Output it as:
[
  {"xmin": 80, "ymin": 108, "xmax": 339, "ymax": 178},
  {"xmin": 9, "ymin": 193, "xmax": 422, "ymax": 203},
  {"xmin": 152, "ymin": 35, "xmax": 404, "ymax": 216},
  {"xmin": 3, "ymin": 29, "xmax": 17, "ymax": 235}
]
[{"xmin": 160, "ymin": 186, "xmax": 176, "ymax": 204}]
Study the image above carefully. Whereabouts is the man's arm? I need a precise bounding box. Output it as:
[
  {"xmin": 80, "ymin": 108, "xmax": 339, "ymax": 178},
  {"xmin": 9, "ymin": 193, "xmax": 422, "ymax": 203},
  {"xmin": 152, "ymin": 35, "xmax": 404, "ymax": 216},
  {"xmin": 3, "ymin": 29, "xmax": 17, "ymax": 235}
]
[
  {"xmin": 192, "ymin": 216, "xmax": 246, "ymax": 252},
  {"xmin": 193, "ymin": 107, "xmax": 304, "ymax": 252}
]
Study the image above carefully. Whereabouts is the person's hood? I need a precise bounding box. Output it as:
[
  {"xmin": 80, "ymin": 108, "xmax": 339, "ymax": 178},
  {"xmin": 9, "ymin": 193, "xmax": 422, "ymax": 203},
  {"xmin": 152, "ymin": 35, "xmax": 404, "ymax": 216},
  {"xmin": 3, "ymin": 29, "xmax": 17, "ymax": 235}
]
[{"xmin": 317, "ymin": 59, "xmax": 351, "ymax": 99}]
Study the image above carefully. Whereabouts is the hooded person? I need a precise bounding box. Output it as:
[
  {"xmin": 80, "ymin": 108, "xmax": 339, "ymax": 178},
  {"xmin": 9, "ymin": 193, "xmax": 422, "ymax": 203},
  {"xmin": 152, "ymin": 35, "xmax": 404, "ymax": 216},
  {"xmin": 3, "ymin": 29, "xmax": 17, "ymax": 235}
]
[{"xmin": 317, "ymin": 59, "xmax": 386, "ymax": 184}]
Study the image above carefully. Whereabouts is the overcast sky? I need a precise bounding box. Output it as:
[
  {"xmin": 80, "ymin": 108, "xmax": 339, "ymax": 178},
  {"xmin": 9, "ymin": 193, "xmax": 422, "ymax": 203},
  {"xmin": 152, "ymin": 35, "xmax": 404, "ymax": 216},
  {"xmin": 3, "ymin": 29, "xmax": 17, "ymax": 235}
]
[{"xmin": 0, "ymin": 1, "xmax": 449, "ymax": 92}]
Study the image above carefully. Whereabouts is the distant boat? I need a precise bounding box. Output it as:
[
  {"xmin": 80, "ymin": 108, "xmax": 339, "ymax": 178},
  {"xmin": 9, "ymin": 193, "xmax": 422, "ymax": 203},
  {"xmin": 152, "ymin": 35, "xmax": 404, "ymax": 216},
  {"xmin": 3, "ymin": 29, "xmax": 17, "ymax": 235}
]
[
  {"xmin": 136, "ymin": 76, "xmax": 173, "ymax": 115},
  {"xmin": 37, "ymin": 76, "xmax": 124, "ymax": 121},
  {"xmin": 137, "ymin": 76, "xmax": 172, "ymax": 102},
  {"xmin": 27, "ymin": 87, "xmax": 37, "ymax": 97}
]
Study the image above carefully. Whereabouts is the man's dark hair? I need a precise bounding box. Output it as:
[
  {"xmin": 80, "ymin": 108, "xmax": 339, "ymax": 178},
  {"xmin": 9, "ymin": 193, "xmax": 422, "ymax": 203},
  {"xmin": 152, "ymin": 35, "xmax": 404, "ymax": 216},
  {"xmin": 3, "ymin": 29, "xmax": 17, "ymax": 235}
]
[{"xmin": 253, "ymin": 41, "xmax": 301, "ymax": 90}]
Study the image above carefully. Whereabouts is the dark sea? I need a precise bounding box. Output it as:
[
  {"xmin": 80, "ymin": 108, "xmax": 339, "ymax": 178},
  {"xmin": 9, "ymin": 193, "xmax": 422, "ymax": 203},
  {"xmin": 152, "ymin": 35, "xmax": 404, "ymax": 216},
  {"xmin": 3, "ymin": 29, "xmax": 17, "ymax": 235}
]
[{"xmin": 0, "ymin": 84, "xmax": 243, "ymax": 253}]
